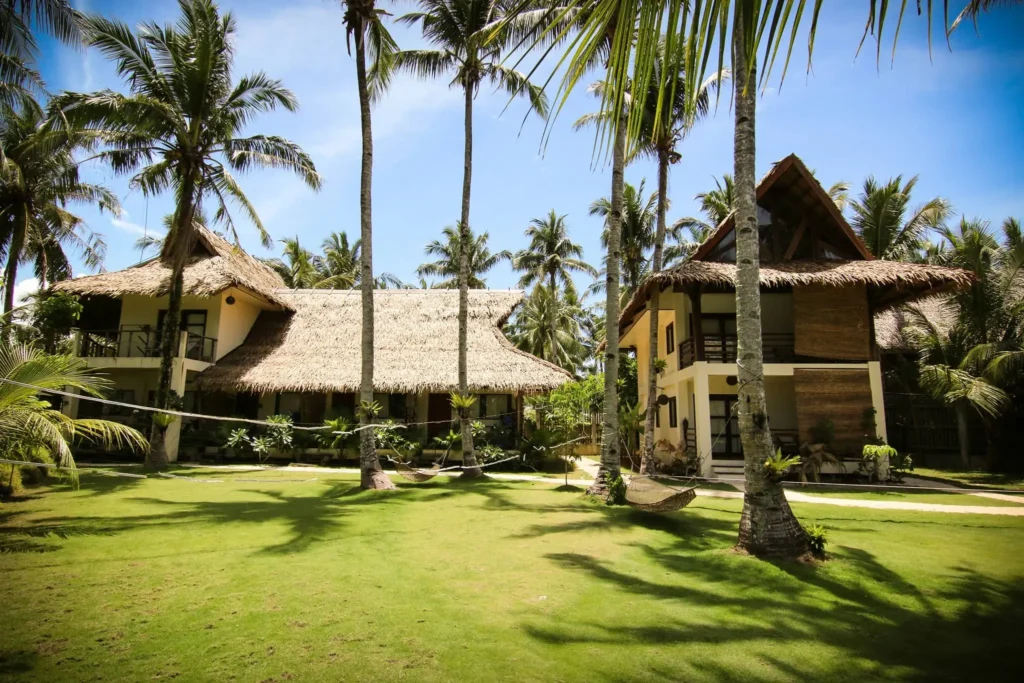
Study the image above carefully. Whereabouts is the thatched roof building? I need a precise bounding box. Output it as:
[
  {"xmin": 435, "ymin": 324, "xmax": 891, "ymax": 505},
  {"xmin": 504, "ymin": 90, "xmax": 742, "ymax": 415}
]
[
  {"xmin": 619, "ymin": 153, "xmax": 972, "ymax": 332},
  {"xmin": 53, "ymin": 226, "xmax": 291, "ymax": 308},
  {"xmin": 196, "ymin": 289, "xmax": 572, "ymax": 394}
]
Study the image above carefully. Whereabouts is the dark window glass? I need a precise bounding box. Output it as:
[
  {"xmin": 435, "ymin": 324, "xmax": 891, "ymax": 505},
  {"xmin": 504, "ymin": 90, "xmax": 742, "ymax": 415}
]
[
  {"xmin": 666, "ymin": 323, "xmax": 675, "ymax": 355},
  {"xmin": 668, "ymin": 397, "xmax": 678, "ymax": 428}
]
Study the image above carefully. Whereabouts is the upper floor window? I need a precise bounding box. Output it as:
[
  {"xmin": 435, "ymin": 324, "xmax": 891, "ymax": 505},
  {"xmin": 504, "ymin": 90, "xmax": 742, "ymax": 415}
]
[{"xmin": 665, "ymin": 323, "xmax": 675, "ymax": 356}]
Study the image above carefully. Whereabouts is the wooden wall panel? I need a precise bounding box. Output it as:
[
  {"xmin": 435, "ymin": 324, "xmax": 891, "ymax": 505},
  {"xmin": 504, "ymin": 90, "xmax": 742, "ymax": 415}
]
[
  {"xmin": 794, "ymin": 369, "xmax": 873, "ymax": 455},
  {"xmin": 793, "ymin": 284, "xmax": 871, "ymax": 360}
]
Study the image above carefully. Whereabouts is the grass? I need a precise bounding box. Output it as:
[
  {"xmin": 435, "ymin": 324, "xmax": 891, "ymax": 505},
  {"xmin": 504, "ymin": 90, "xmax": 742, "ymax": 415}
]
[
  {"xmin": 911, "ymin": 467, "xmax": 1024, "ymax": 492},
  {"xmin": 1, "ymin": 469, "xmax": 1022, "ymax": 682}
]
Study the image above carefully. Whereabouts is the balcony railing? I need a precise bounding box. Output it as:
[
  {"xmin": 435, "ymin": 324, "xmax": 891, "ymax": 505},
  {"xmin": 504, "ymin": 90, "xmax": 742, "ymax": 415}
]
[
  {"xmin": 678, "ymin": 333, "xmax": 812, "ymax": 369},
  {"xmin": 80, "ymin": 326, "xmax": 217, "ymax": 363}
]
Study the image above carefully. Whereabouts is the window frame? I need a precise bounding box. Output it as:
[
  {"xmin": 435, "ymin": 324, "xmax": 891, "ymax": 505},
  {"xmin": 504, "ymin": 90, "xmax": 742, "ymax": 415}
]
[{"xmin": 665, "ymin": 322, "xmax": 675, "ymax": 356}]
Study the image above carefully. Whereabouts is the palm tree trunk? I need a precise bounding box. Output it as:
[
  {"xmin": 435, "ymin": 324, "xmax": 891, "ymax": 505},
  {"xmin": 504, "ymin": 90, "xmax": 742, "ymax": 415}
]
[
  {"xmin": 732, "ymin": 23, "xmax": 806, "ymax": 557},
  {"xmin": 641, "ymin": 147, "xmax": 670, "ymax": 475},
  {"xmin": 549, "ymin": 270, "xmax": 558, "ymax": 364},
  {"xmin": 355, "ymin": 21, "xmax": 394, "ymax": 490},
  {"xmin": 460, "ymin": 82, "xmax": 482, "ymax": 479},
  {"xmin": 588, "ymin": 113, "xmax": 626, "ymax": 496},
  {"xmin": 955, "ymin": 402, "xmax": 971, "ymax": 469},
  {"xmin": 3, "ymin": 204, "xmax": 29, "ymax": 322}
]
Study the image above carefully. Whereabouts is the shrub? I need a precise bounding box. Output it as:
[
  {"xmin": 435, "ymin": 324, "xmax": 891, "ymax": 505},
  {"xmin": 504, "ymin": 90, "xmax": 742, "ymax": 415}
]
[
  {"xmin": 861, "ymin": 443, "xmax": 897, "ymax": 483},
  {"xmin": 606, "ymin": 473, "xmax": 627, "ymax": 506},
  {"xmin": 889, "ymin": 449, "xmax": 914, "ymax": 483},
  {"xmin": 805, "ymin": 524, "xmax": 828, "ymax": 557},
  {"xmin": 763, "ymin": 449, "xmax": 800, "ymax": 482}
]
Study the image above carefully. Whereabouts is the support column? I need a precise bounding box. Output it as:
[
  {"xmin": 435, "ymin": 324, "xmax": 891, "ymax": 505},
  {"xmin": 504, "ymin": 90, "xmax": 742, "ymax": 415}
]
[
  {"xmin": 693, "ymin": 363, "xmax": 714, "ymax": 477},
  {"xmin": 868, "ymin": 360, "xmax": 889, "ymax": 479}
]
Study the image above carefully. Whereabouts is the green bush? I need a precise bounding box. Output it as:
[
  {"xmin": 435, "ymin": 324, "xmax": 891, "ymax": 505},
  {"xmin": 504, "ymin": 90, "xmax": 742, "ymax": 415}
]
[
  {"xmin": 606, "ymin": 474, "xmax": 627, "ymax": 506},
  {"xmin": 805, "ymin": 523, "xmax": 828, "ymax": 557}
]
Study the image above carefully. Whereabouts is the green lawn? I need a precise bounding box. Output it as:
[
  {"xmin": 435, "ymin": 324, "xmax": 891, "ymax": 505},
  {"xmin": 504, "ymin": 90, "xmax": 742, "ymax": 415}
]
[
  {"xmin": 911, "ymin": 467, "xmax": 1024, "ymax": 492},
  {"xmin": 2, "ymin": 470, "xmax": 1023, "ymax": 682}
]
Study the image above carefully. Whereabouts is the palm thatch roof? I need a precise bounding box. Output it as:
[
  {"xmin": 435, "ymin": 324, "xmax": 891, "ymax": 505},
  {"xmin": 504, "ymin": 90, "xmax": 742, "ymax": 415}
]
[
  {"xmin": 874, "ymin": 297, "xmax": 956, "ymax": 351},
  {"xmin": 53, "ymin": 226, "xmax": 290, "ymax": 308},
  {"xmin": 620, "ymin": 259, "xmax": 973, "ymax": 330},
  {"xmin": 196, "ymin": 289, "xmax": 572, "ymax": 394}
]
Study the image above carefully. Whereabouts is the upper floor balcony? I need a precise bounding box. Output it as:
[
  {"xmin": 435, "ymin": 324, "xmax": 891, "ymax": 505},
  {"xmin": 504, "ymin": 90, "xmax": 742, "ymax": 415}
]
[
  {"xmin": 677, "ymin": 333, "xmax": 838, "ymax": 369},
  {"xmin": 77, "ymin": 325, "xmax": 218, "ymax": 364}
]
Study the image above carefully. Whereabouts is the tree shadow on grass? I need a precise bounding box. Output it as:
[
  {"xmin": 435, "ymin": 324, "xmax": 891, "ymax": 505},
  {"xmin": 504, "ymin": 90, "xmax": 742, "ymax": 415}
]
[{"xmin": 525, "ymin": 539, "xmax": 1024, "ymax": 682}]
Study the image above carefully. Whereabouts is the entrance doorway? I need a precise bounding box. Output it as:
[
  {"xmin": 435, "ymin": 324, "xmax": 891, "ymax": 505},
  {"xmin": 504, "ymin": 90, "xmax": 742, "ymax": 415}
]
[
  {"xmin": 709, "ymin": 394, "xmax": 741, "ymax": 458},
  {"xmin": 427, "ymin": 393, "xmax": 452, "ymax": 439}
]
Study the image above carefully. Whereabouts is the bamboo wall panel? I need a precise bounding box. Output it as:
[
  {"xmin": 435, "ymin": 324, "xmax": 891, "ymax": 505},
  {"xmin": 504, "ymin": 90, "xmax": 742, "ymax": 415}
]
[
  {"xmin": 793, "ymin": 284, "xmax": 871, "ymax": 360},
  {"xmin": 793, "ymin": 369, "xmax": 873, "ymax": 455}
]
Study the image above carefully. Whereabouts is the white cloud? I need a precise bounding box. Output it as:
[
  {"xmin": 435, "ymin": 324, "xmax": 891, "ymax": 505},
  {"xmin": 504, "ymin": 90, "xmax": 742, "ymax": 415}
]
[
  {"xmin": 13, "ymin": 277, "xmax": 39, "ymax": 307},
  {"xmin": 111, "ymin": 216, "xmax": 165, "ymax": 238}
]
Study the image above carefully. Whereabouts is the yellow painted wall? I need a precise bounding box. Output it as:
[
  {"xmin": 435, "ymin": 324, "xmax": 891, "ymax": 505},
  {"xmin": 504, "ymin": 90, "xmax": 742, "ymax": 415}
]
[
  {"xmin": 119, "ymin": 293, "xmax": 222, "ymax": 334},
  {"xmin": 214, "ymin": 288, "xmax": 265, "ymax": 360},
  {"xmin": 765, "ymin": 376, "xmax": 798, "ymax": 430}
]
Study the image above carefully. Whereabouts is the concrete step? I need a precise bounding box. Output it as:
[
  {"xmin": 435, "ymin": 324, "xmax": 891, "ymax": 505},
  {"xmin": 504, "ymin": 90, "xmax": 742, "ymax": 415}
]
[{"xmin": 712, "ymin": 460, "xmax": 745, "ymax": 476}]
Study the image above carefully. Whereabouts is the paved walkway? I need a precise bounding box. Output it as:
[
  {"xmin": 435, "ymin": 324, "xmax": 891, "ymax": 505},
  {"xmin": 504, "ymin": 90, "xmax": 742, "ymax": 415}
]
[{"xmin": 162, "ymin": 463, "xmax": 1024, "ymax": 516}]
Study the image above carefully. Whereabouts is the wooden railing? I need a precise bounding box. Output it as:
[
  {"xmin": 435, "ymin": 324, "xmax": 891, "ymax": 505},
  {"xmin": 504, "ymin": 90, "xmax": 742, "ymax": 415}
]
[
  {"xmin": 80, "ymin": 327, "xmax": 217, "ymax": 363},
  {"xmin": 677, "ymin": 333, "xmax": 829, "ymax": 369}
]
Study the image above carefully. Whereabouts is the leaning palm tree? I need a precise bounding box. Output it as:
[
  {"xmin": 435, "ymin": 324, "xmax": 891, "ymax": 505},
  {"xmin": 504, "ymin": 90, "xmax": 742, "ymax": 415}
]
[
  {"xmin": 1, "ymin": 103, "xmax": 115, "ymax": 318},
  {"xmin": 52, "ymin": 0, "xmax": 321, "ymax": 471},
  {"xmin": 416, "ymin": 224, "xmax": 512, "ymax": 289},
  {"xmin": 513, "ymin": 210, "xmax": 596, "ymax": 363},
  {"xmin": 849, "ymin": 175, "xmax": 952, "ymax": 261},
  {"xmin": 382, "ymin": 0, "xmax": 547, "ymax": 478},
  {"xmin": 0, "ymin": 341, "xmax": 148, "ymax": 478}
]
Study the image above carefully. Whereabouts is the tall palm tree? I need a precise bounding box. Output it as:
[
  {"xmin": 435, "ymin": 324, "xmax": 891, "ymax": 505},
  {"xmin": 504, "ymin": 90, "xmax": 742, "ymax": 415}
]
[
  {"xmin": 383, "ymin": 0, "xmax": 547, "ymax": 478},
  {"xmin": 417, "ymin": 224, "xmax": 511, "ymax": 289},
  {"xmin": 849, "ymin": 175, "xmax": 952, "ymax": 261},
  {"xmin": 633, "ymin": 46, "xmax": 720, "ymax": 474},
  {"xmin": 1, "ymin": 103, "xmax": 115, "ymax": 319},
  {"xmin": 52, "ymin": 0, "xmax": 321, "ymax": 470},
  {"xmin": 589, "ymin": 180, "xmax": 657, "ymax": 304},
  {"xmin": 513, "ymin": 210, "xmax": 596, "ymax": 363},
  {"xmin": 341, "ymin": 0, "xmax": 398, "ymax": 489},
  {"xmin": 0, "ymin": 340, "xmax": 148, "ymax": 475}
]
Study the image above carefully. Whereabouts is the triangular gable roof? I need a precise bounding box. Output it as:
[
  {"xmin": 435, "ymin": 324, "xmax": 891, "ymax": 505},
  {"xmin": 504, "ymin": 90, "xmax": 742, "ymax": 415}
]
[{"xmin": 691, "ymin": 153, "xmax": 874, "ymax": 262}]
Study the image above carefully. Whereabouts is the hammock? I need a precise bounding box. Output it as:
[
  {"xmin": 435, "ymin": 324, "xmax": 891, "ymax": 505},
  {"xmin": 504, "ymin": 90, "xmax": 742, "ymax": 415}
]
[
  {"xmin": 393, "ymin": 461, "xmax": 442, "ymax": 483},
  {"xmin": 625, "ymin": 475, "xmax": 697, "ymax": 513}
]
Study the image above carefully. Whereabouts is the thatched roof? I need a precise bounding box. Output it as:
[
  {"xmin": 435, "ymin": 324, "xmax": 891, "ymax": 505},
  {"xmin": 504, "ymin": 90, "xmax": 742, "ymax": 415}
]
[
  {"xmin": 619, "ymin": 259, "xmax": 973, "ymax": 331},
  {"xmin": 874, "ymin": 297, "xmax": 956, "ymax": 351},
  {"xmin": 693, "ymin": 153, "xmax": 874, "ymax": 262},
  {"xmin": 53, "ymin": 226, "xmax": 290, "ymax": 308},
  {"xmin": 196, "ymin": 289, "xmax": 572, "ymax": 394}
]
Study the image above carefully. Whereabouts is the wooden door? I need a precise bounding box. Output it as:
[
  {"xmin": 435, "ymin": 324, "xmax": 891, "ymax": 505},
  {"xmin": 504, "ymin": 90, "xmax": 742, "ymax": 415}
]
[
  {"xmin": 709, "ymin": 395, "xmax": 741, "ymax": 458},
  {"xmin": 427, "ymin": 393, "xmax": 452, "ymax": 438}
]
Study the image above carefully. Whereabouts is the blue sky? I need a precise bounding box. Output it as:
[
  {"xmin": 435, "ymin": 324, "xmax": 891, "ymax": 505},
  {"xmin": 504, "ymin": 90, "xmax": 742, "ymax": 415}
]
[{"xmin": 20, "ymin": 0, "xmax": 1024, "ymax": 303}]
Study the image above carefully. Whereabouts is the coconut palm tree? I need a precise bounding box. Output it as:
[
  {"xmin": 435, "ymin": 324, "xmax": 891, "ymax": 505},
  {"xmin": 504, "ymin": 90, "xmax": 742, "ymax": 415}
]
[
  {"xmin": 507, "ymin": 283, "xmax": 587, "ymax": 373},
  {"xmin": 589, "ymin": 180, "xmax": 657, "ymax": 305},
  {"xmin": 382, "ymin": 0, "xmax": 547, "ymax": 478},
  {"xmin": 416, "ymin": 224, "xmax": 512, "ymax": 289},
  {"xmin": 0, "ymin": 0, "xmax": 79, "ymax": 122},
  {"xmin": 513, "ymin": 210, "xmax": 596, "ymax": 363},
  {"xmin": 315, "ymin": 231, "xmax": 360, "ymax": 289},
  {"xmin": 668, "ymin": 174, "xmax": 736, "ymax": 264},
  {"xmin": 51, "ymin": 0, "xmax": 321, "ymax": 471},
  {"xmin": 632, "ymin": 46, "xmax": 721, "ymax": 474},
  {"xmin": 339, "ymin": 0, "xmax": 399, "ymax": 489},
  {"xmin": 1, "ymin": 103, "xmax": 115, "ymax": 320},
  {"xmin": 262, "ymin": 237, "xmax": 320, "ymax": 289},
  {"xmin": 849, "ymin": 175, "xmax": 952, "ymax": 261},
  {"xmin": 0, "ymin": 340, "xmax": 148, "ymax": 477}
]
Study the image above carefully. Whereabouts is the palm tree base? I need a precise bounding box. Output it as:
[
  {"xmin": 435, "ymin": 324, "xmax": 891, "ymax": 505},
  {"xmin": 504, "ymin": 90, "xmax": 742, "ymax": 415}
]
[
  {"xmin": 585, "ymin": 467, "xmax": 619, "ymax": 497},
  {"xmin": 144, "ymin": 430, "xmax": 170, "ymax": 471},
  {"xmin": 736, "ymin": 489, "xmax": 808, "ymax": 558},
  {"xmin": 361, "ymin": 467, "xmax": 397, "ymax": 490},
  {"xmin": 460, "ymin": 467, "xmax": 485, "ymax": 479}
]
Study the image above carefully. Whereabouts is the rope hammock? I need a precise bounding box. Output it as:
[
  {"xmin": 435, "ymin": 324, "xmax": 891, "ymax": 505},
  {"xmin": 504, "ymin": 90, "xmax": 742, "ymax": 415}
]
[
  {"xmin": 393, "ymin": 461, "xmax": 443, "ymax": 483},
  {"xmin": 625, "ymin": 475, "xmax": 698, "ymax": 513}
]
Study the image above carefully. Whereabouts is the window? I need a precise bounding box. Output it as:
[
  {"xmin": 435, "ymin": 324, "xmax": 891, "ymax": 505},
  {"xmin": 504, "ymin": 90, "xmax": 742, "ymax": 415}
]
[
  {"xmin": 655, "ymin": 404, "xmax": 660, "ymax": 429},
  {"xmin": 330, "ymin": 392, "xmax": 355, "ymax": 419},
  {"xmin": 668, "ymin": 396, "xmax": 678, "ymax": 429},
  {"xmin": 388, "ymin": 393, "xmax": 408, "ymax": 421},
  {"xmin": 665, "ymin": 323, "xmax": 675, "ymax": 355},
  {"xmin": 477, "ymin": 394, "xmax": 511, "ymax": 419}
]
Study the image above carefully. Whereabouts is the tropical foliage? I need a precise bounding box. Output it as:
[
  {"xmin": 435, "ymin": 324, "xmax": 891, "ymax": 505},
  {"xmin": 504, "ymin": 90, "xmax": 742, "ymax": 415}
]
[
  {"xmin": 417, "ymin": 223, "xmax": 511, "ymax": 289},
  {"xmin": 49, "ymin": 0, "xmax": 320, "ymax": 470},
  {"xmin": 0, "ymin": 341, "xmax": 147, "ymax": 481},
  {"xmin": 850, "ymin": 176, "xmax": 953, "ymax": 261},
  {"xmin": 263, "ymin": 232, "xmax": 402, "ymax": 289}
]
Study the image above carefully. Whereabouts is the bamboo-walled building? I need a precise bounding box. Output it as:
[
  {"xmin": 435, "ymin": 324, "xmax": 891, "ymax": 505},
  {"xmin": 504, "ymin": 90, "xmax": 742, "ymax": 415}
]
[
  {"xmin": 53, "ymin": 226, "xmax": 571, "ymax": 462},
  {"xmin": 618, "ymin": 154, "xmax": 972, "ymax": 477}
]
